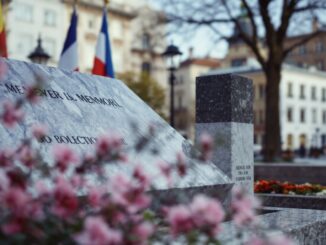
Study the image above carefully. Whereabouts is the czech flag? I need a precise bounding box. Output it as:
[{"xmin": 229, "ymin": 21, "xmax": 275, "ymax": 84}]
[
  {"xmin": 0, "ymin": 1, "xmax": 7, "ymax": 58},
  {"xmin": 58, "ymin": 6, "xmax": 78, "ymax": 71},
  {"xmin": 92, "ymin": 8, "xmax": 114, "ymax": 78}
]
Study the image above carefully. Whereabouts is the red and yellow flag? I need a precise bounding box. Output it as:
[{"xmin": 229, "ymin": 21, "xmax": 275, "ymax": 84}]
[{"xmin": 0, "ymin": 1, "xmax": 7, "ymax": 58}]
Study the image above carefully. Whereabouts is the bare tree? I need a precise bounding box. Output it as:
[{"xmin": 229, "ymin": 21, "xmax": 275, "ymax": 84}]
[{"xmin": 161, "ymin": 0, "xmax": 326, "ymax": 161}]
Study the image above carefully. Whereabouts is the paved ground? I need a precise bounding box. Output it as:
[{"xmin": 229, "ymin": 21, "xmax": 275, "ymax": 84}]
[
  {"xmin": 255, "ymin": 156, "xmax": 326, "ymax": 165},
  {"xmin": 294, "ymin": 157, "xmax": 326, "ymax": 165}
]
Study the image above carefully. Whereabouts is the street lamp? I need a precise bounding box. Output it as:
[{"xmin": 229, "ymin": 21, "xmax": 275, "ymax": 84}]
[
  {"xmin": 28, "ymin": 36, "xmax": 51, "ymax": 65},
  {"xmin": 162, "ymin": 43, "xmax": 182, "ymax": 127}
]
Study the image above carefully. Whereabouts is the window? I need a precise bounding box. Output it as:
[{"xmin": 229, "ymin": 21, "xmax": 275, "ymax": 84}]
[
  {"xmin": 15, "ymin": 4, "xmax": 33, "ymax": 22},
  {"xmin": 88, "ymin": 16, "xmax": 96, "ymax": 29},
  {"xmin": 299, "ymin": 134, "xmax": 307, "ymax": 146},
  {"xmin": 323, "ymin": 111, "xmax": 326, "ymax": 124},
  {"xmin": 311, "ymin": 86, "xmax": 317, "ymax": 100},
  {"xmin": 287, "ymin": 108, "xmax": 293, "ymax": 122},
  {"xmin": 287, "ymin": 82, "xmax": 293, "ymax": 97},
  {"xmin": 300, "ymin": 85, "xmax": 305, "ymax": 99},
  {"xmin": 316, "ymin": 41, "xmax": 324, "ymax": 52},
  {"xmin": 298, "ymin": 45, "xmax": 307, "ymax": 55},
  {"xmin": 323, "ymin": 88, "xmax": 326, "ymax": 102},
  {"xmin": 312, "ymin": 109, "xmax": 317, "ymax": 123},
  {"xmin": 254, "ymin": 111, "xmax": 257, "ymax": 124},
  {"xmin": 322, "ymin": 134, "xmax": 326, "ymax": 147},
  {"xmin": 142, "ymin": 33, "xmax": 151, "ymax": 50},
  {"xmin": 287, "ymin": 134, "xmax": 293, "ymax": 149},
  {"xmin": 300, "ymin": 108, "xmax": 305, "ymax": 123},
  {"xmin": 259, "ymin": 84, "xmax": 265, "ymax": 99},
  {"xmin": 231, "ymin": 58, "xmax": 246, "ymax": 67},
  {"xmin": 259, "ymin": 110, "xmax": 264, "ymax": 124},
  {"xmin": 141, "ymin": 62, "xmax": 151, "ymax": 74},
  {"xmin": 44, "ymin": 9, "xmax": 57, "ymax": 26},
  {"xmin": 16, "ymin": 34, "xmax": 33, "ymax": 56}
]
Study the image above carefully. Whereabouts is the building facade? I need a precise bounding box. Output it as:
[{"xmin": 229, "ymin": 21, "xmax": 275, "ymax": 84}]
[
  {"xmin": 206, "ymin": 65, "xmax": 326, "ymax": 151},
  {"xmin": 174, "ymin": 51, "xmax": 221, "ymax": 140},
  {"xmin": 223, "ymin": 16, "xmax": 326, "ymax": 72},
  {"xmin": 4, "ymin": 0, "xmax": 169, "ymax": 110},
  {"xmin": 5, "ymin": 0, "xmax": 67, "ymax": 66}
]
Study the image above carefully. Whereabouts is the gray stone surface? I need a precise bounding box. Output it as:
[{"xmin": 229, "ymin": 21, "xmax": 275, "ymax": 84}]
[
  {"xmin": 0, "ymin": 59, "xmax": 231, "ymax": 190},
  {"xmin": 220, "ymin": 208, "xmax": 326, "ymax": 245},
  {"xmin": 257, "ymin": 193, "xmax": 326, "ymax": 210},
  {"xmin": 196, "ymin": 74, "xmax": 253, "ymax": 124},
  {"xmin": 150, "ymin": 183, "xmax": 233, "ymax": 211},
  {"xmin": 195, "ymin": 74, "xmax": 253, "ymax": 193}
]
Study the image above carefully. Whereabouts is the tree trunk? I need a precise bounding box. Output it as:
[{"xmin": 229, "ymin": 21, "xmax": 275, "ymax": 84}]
[{"xmin": 263, "ymin": 63, "xmax": 282, "ymax": 162}]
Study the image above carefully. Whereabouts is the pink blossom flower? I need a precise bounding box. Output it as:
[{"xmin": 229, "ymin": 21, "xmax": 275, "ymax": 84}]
[
  {"xmin": 200, "ymin": 133, "xmax": 214, "ymax": 161},
  {"xmin": 88, "ymin": 187, "xmax": 104, "ymax": 207},
  {"xmin": 96, "ymin": 133, "xmax": 123, "ymax": 158},
  {"xmin": 269, "ymin": 234, "xmax": 296, "ymax": 245},
  {"xmin": 71, "ymin": 175, "xmax": 84, "ymax": 188},
  {"xmin": 133, "ymin": 222, "xmax": 154, "ymax": 243},
  {"xmin": 231, "ymin": 187, "xmax": 261, "ymax": 227},
  {"xmin": 133, "ymin": 164, "xmax": 150, "ymax": 187},
  {"xmin": 0, "ymin": 170, "xmax": 9, "ymax": 191},
  {"xmin": 1, "ymin": 101, "xmax": 24, "ymax": 128},
  {"xmin": 52, "ymin": 177, "xmax": 78, "ymax": 218},
  {"xmin": 75, "ymin": 216, "xmax": 122, "ymax": 245},
  {"xmin": 190, "ymin": 195, "xmax": 225, "ymax": 235},
  {"xmin": 35, "ymin": 180, "xmax": 51, "ymax": 197},
  {"xmin": 31, "ymin": 124, "xmax": 48, "ymax": 140},
  {"xmin": 176, "ymin": 152, "xmax": 186, "ymax": 177},
  {"xmin": 110, "ymin": 174, "xmax": 151, "ymax": 213},
  {"xmin": 7, "ymin": 169, "xmax": 27, "ymax": 190},
  {"xmin": 3, "ymin": 187, "xmax": 30, "ymax": 217},
  {"xmin": 26, "ymin": 85, "xmax": 40, "ymax": 104},
  {"xmin": 2, "ymin": 219, "xmax": 23, "ymax": 235},
  {"xmin": 18, "ymin": 145, "xmax": 36, "ymax": 167},
  {"xmin": 53, "ymin": 145, "xmax": 78, "ymax": 172},
  {"xmin": 158, "ymin": 160, "xmax": 173, "ymax": 186},
  {"xmin": 245, "ymin": 234, "xmax": 295, "ymax": 245},
  {"xmin": 0, "ymin": 149, "xmax": 13, "ymax": 167},
  {"xmin": 245, "ymin": 236, "xmax": 266, "ymax": 245},
  {"xmin": 167, "ymin": 205, "xmax": 193, "ymax": 236}
]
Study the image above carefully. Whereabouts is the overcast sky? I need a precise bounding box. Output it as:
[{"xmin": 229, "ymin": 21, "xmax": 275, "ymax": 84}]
[{"xmin": 147, "ymin": 0, "xmax": 229, "ymax": 60}]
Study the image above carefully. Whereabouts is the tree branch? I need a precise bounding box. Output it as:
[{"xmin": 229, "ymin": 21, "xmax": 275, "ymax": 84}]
[
  {"xmin": 277, "ymin": 0, "xmax": 297, "ymax": 43},
  {"xmin": 283, "ymin": 30, "xmax": 322, "ymax": 58}
]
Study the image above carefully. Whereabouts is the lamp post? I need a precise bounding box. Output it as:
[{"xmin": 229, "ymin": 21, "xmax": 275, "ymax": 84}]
[
  {"xmin": 28, "ymin": 36, "xmax": 51, "ymax": 65},
  {"xmin": 162, "ymin": 43, "xmax": 182, "ymax": 127}
]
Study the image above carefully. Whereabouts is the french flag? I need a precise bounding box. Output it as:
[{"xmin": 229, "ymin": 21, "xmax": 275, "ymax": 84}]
[
  {"xmin": 92, "ymin": 8, "xmax": 114, "ymax": 78},
  {"xmin": 58, "ymin": 6, "xmax": 78, "ymax": 71}
]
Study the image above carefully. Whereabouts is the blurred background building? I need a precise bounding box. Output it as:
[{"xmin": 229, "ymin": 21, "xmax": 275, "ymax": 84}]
[
  {"xmin": 3, "ymin": 0, "xmax": 169, "ymax": 113},
  {"xmin": 206, "ymin": 64, "xmax": 326, "ymax": 151},
  {"xmin": 171, "ymin": 10, "xmax": 326, "ymax": 154},
  {"xmin": 174, "ymin": 48, "xmax": 220, "ymax": 139}
]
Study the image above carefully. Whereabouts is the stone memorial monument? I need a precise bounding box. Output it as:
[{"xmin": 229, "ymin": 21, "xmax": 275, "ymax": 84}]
[
  {"xmin": 196, "ymin": 74, "xmax": 254, "ymax": 193},
  {"xmin": 0, "ymin": 58, "xmax": 232, "ymax": 204}
]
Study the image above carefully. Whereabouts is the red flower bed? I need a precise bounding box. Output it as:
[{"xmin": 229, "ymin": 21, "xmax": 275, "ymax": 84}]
[{"xmin": 255, "ymin": 180, "xmax": 326, "ymax": 195}]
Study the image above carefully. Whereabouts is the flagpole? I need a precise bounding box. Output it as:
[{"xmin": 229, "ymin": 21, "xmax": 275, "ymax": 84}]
[{"xmin": 104, "ymin": 0, "xmax": 109, "ymax": 8}]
